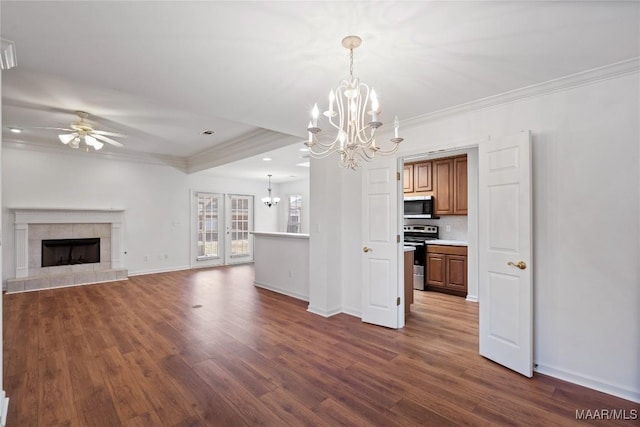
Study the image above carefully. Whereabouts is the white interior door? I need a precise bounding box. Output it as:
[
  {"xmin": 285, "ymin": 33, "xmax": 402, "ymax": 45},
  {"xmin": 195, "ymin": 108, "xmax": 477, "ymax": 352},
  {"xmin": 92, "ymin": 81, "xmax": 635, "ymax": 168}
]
[
  {"xmin": 479, "ymin": 131, "xmax": 533, "ymax": 377},
  {"xmin": 361, "ymin": 157, "xmax": 403, "ymax": 329},
  {"xmin": 225, "ymin": 194, "xmax": 254, "ymax": 264}
]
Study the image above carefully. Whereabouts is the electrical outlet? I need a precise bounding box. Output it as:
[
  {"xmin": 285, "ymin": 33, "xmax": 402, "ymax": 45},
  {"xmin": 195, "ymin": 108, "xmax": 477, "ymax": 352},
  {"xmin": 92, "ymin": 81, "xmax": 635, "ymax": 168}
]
[
  {"xmin": 445, "ymin": 225, "xmax": 451, "ymax": 232},
  {"xmin": 288, "ymin": 270, "xmax": 293, "ymax": 278},
  {"xmin": 144, "ymin": 255, "xmax": 149, "ymax": 262}
]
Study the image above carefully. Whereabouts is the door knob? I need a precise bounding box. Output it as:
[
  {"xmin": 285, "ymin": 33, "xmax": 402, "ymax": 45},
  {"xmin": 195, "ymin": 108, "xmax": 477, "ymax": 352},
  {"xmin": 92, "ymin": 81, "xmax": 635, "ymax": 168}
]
[
  {"xmin": 363, "ymin": 246, "xmax": 372, "ymax": 253},
  {"xmin": 508, "ymin": 261, "xmax": 527, "ymax": 270}
]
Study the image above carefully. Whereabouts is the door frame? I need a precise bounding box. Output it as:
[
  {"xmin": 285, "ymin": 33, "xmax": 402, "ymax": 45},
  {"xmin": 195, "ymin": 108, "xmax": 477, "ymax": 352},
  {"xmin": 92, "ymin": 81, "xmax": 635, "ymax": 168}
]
[
  {"xmin": 189, "ymin": 190, "xmax": 255, "ymax": 269},
  {"xmin": 401, "ymin": 136, "xmax": 484, "ymax": 303}
]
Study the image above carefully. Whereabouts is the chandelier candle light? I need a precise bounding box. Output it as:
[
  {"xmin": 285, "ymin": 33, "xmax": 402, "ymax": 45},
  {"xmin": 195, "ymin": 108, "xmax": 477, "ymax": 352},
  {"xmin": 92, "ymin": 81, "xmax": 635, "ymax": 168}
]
[
  {"xmin": 262, "ymin": 174, "xmax": 280, "ymax": 208},
  {"xmin": 305, "ymin": 35, "xmax": 403, "ymax": 169}
]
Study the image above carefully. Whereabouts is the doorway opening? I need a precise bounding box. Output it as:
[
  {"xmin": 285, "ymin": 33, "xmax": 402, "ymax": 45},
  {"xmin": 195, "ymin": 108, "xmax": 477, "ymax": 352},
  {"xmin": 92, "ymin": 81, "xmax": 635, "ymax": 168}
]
[{"xmin": 402, "ymin": 146, "xmax": 479, "ymax": 312}]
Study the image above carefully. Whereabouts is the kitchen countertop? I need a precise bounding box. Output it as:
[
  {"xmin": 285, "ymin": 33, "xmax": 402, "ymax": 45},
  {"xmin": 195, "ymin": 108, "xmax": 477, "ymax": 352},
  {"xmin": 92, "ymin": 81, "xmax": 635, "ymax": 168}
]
[
  {"xmin": 403, "ymin": 246, "xmax": 416, "ymax": 252},
  {"xmin": 426, "ymin": 239, "xmax": 468, "ymax": 246}
]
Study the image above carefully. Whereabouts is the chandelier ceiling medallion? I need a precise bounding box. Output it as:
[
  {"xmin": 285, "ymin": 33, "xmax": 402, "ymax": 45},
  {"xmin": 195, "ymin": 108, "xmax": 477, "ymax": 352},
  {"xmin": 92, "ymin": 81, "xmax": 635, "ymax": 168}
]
[
  {"xmin": 261, "ymin": 174, "xmax": 280, "ymax": 208},
  {"xmin": 305, "ymin": 35, "xmax": 403, "ymax": 169}
]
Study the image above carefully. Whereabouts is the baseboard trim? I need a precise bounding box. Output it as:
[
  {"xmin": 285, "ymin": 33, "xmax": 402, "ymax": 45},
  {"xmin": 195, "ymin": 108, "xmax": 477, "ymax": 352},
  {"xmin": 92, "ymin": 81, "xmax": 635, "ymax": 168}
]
[
  {"xmin": 307, "ymin": 305, "xmax": 342, "ymax": 318},
  {"xmin": 341, "ymin": 306, "xmax": 362, "ymax": 318},
  {"xmin": 128, "ymin": 265, "xmax": 191, "ymax": 276},
  {"xmin": 465, "ymin": 295, "xmax": 479, "ymax": 303},
  {"xmin": 535, "ymin": 363, "xmax": 640, "ymax": 403},
  {"xmin": 253, "ymin": 281, "xmax": 309, "ymax": 302},
  {"xmin": 0, "ymin": 390, "xmax": 9, "ymax": 427}
]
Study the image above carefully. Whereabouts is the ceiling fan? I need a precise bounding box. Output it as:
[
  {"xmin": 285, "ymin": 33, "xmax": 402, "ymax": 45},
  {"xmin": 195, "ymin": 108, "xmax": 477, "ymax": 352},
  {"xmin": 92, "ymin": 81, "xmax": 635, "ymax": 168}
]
[{"xmin": 55, "ymin": 111, "xmax": 125, "ymax": 151}]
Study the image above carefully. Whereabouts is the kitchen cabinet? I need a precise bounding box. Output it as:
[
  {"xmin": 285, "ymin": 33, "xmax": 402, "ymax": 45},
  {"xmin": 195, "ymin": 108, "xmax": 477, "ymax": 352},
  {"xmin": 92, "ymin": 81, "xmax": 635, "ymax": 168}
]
[
  {"xmin": 426, "ymin": 244, "xmax": 467, "ymax": 296},
  {"xmin": 454, "ymin": 156, "xmax": 468, "ymax": 215},
  {"xmin": 433, "ymin": 155, "xmax": 467, "ymax": 215},
  {"xmin": 414, "ymin": 161, "xmax": 432, "ymax": 192},
  {"xmin": 403, "ymin": 160, "xmax": 432, "ymax": 194},
  {"xmin": 404, "ymin": 249, "xmax": 414, "ymax": 315},
  {"xmin": 403, "ymin": 164, "xmax": 414, "ymax": 193}
]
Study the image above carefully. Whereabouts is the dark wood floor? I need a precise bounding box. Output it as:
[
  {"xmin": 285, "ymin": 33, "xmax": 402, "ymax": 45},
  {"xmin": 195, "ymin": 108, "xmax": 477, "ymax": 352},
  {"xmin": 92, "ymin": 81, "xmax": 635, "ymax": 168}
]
[{"xmin": 3, "ymin": 264, "xmax": 638, "ymax": 426}]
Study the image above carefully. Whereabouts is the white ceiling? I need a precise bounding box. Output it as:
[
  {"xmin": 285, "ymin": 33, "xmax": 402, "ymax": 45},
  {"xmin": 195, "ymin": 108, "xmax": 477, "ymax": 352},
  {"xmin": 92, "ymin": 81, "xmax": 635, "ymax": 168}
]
[{"xmin": 2, "ymin": 1, "xmax": 638, "ymax": 183}]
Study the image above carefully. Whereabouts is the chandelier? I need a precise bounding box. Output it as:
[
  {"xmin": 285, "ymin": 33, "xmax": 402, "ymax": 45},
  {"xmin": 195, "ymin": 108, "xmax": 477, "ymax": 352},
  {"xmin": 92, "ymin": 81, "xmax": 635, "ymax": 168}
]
[
  {"xmin": 305, "ymin": 35, "xmax": 403, "ymax": 169},
  {"xmin": 261, "ymin": 174, "xmax": 280, "ymax": 207}
]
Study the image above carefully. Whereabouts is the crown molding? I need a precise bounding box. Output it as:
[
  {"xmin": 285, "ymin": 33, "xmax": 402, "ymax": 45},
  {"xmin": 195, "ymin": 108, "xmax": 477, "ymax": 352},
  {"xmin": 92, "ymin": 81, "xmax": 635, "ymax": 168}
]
[
  {"xmin": 2, "ymin": 138, "xmax": 188, "ymax": 171},
  {"xmin": 403, "ymin": 57, "xmax": 640, "ymax": 128},
  {"xmin": 186, "ymin": 128, "xmax": 300, "ymax": 173}
]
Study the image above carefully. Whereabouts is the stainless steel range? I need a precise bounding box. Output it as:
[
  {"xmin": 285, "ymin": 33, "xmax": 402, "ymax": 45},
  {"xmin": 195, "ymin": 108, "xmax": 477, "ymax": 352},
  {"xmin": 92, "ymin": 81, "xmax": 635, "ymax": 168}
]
[{"xmin": 404, "ymin": 225, "xmax": 439, "ymax": 290}]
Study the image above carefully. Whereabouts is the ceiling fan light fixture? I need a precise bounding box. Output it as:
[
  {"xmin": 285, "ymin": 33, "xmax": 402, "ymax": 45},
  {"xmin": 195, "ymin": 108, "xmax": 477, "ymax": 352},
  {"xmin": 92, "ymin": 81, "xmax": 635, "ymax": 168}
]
[
  {"xmin": 58, "ymin": 134, "xmax": 75, "ymax": 144},
  {"xmin": 84, "ymin": 134, "xmax": 97, "ymax": 147},
  {"xmin": 92, "ymin": 140, "xmax": 104, "ymax": 150}
]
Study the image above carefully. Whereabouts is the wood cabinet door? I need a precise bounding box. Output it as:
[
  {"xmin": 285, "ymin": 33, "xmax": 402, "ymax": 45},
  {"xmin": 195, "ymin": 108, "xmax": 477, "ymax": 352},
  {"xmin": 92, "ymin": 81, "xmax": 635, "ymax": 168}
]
[
  {"xmin": 403, "ymin": 164, "xmax": 414, "ymax": 193},
  {"xmin": 434, "ymin": 159, "xmax": 453, "ymax": 215},
  {"xmin": 426, "ymin": 253, "xmax": 446, "ymax": 287},
  {"xmin": 414, "ymin": 161, "xmax": 432, "ymax": 192},
  {"xmin": 446, "ymin": 254, "xmax": 467, "ymax": 292},
  {"xmin": 454, "ymin": 157, "xmax": 468, "ymax": 215}
]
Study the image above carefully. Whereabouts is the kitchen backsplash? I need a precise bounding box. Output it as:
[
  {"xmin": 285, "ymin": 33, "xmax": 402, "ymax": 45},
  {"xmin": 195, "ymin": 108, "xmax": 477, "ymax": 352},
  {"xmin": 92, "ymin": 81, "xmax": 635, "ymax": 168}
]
[{"xmin": 405, "ymin": 216, "xmax": 468, "ymax": 241}]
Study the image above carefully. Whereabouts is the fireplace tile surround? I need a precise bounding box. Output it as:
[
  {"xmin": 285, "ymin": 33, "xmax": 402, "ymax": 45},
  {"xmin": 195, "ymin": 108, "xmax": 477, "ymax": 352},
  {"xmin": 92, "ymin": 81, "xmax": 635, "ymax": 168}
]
[{"xmin": 7, "ymin": 208, "xmax": 128, "ymax": 293}]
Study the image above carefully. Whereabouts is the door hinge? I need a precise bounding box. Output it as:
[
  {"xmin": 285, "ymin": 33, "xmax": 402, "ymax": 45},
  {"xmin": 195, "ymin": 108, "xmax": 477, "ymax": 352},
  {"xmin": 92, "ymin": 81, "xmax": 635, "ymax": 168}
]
[
  {"xmin": 397, "ymin": 234, "xmax": 401, "ymax": 243},
  {"xmin": 397, "ymin": 172, "xmax": 401, "ymax": 181},
  {"xmin": 397, "ymin": 297, "xmax": 401, "ymax": 306}
]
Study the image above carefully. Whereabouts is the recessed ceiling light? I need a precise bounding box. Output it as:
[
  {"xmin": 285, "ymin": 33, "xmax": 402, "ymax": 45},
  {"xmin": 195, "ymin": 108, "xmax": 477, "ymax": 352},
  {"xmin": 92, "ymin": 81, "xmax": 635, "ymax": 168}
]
[
  {"xmin": 8, "ymin": 127, "xmax": 22, "ymax": 133},
  {"xmin": 299, "ymin": 147, "xmax": 309, "ymax": 152},
  {"xmin": 262, "ymin": 157, "xmax": 272, "ymax": 161},
  {"xmin": 201, "ymin": 130, "xmax": 215, "ymax": 135},
  {"xmin": 296, "ymin": 161, "xmax": 310, "ymax": 168}
]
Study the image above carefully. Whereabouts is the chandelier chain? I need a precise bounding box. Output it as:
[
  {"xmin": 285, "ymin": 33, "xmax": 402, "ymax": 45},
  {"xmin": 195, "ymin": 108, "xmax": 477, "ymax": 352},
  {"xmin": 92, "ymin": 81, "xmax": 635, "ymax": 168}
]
[{"xmin": 349, "ymin": 48, "xmax": 354, "ymax": 79}]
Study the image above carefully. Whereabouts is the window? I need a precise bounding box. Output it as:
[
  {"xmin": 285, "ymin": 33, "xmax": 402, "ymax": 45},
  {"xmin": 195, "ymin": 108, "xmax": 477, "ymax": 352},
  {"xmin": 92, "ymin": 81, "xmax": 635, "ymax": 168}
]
[
  {"xmin": 287, "ymin": 194, "xmax": 302, "ymax": 233},
  {"xmin": 196, "ymin": 193, "xmax": 220, "ymax": 260}
]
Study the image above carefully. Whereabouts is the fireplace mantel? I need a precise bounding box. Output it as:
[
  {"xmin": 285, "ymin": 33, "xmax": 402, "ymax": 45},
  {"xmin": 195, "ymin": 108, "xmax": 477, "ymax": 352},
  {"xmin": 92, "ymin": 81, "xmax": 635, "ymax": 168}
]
[
  {"xmin": 13, "ymin": 207, "xmax": 124, "ymax": 224},
  {"xmin": 11, "ymin": 207, "xmax": 125, "ymax": 281}
]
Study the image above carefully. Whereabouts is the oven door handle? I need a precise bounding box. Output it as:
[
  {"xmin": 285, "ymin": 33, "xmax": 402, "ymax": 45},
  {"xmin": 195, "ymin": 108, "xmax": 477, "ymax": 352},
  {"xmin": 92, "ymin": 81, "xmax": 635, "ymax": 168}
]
[{"xmin": 403, "ymin": 242, "xmax": 424, "ymax": 247}]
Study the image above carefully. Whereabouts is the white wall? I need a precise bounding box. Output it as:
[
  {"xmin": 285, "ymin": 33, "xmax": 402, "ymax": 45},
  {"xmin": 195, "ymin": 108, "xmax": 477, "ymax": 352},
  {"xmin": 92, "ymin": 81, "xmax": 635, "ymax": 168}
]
[
  {"xmin": 253, "ymin": 233, "xmax": 309, "ymax": 300},
  {"xmin": 276, "ymin": 178, "xmax": 310, "ymax": 233},
  {"xmin": 1, "ymin": 148, "xmax": 280, "ymax": 281},
  {"xmin": 308, "ymin": 156, "xmax": 343, "ymax": 316},
  {"xmin": 310, "ymin": 72, "xmax": 639, "ymax": 401}
]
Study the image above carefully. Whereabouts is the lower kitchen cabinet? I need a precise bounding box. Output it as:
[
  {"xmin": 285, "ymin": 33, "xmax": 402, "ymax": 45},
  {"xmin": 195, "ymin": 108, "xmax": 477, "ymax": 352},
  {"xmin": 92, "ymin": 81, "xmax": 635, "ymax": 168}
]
[{"xmin": 426, "ymin": 245, "xmax": 467, "ymax": 297}]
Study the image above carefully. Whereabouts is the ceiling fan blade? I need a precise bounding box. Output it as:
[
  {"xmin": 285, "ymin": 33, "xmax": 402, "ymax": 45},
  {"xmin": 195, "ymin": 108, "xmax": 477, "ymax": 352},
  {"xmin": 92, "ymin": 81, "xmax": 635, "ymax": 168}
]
[
  {"xmin": 92, "ymin": 130, "xmax": 127, "ymax": 138},
  {"xmin": 25, "ymin": 127, "xmax": 74, "ymax": 132},
  {"xmin": 92, "ymin": 133, "xmax": 124, "ymax": 147}
]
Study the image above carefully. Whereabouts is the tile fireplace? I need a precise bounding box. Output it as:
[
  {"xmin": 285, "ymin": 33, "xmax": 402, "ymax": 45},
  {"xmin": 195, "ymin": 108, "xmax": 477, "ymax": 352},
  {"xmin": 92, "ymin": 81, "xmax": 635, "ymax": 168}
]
[{"xmin": 7, "ymin": 208, "xmax": 128, "ymax": 293}]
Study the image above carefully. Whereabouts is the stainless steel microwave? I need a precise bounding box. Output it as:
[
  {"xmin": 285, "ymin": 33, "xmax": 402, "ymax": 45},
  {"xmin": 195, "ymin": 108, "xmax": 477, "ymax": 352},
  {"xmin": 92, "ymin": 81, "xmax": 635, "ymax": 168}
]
[{"xmin": 404, "ymin": 196, "xmax": 437, "ymax": 219}]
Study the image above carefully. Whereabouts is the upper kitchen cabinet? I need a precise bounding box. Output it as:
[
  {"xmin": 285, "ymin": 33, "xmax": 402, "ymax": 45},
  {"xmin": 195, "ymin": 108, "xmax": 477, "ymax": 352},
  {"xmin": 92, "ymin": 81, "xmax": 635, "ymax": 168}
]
[
  {"xmin": 454, "ymin": 156, "xmax": 468, "ymax": 215},
  {"xmin": 414, "ymin": 161, "xmax": 433, "ymax": 192},
  {"xmin": 434, "ymin": 155, "xmax": 468, "ymax": 215},
  {"xmin": 403, "ymin": 160, "xmax": 432, "ymax": 195},
  {"xmin": 403, "ymin": 164, "xmax": 414, "ymax": 193}
]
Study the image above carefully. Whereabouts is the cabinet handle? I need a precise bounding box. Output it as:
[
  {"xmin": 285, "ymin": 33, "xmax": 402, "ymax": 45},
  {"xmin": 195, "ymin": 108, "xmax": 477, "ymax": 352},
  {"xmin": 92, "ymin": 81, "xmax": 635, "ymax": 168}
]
[
  {"xmin": 363, "ymin": 246, "xmax": 372, "ymax": 253},
  {"xmin": 508, "ymin": 261, "xmax": 527, "ymax": 270}
]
